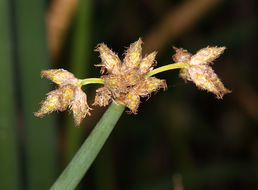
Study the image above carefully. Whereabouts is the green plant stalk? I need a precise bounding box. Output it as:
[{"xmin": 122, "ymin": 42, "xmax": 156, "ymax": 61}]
[
  {"xmin": 65, "ymin": 0, "xmax": 93, "ymax": 164},
  {"xmin": 14, "ymin": 0, "xmax": 57, "ymax": 189},
  {"xmin": 79, "ymin": 78, "xmax": 104, "ymax": 85},
  {"xmin": 77, "ymin": 62, "xmax": 188, "ymax": 86},
  {"xmin": 145, "ymin": 62, "xmax": 188, "ymax": 77},
  {"xmin": 0, "ymin": 0, "xmax": 21, "ymax": 189},
  {"xmin": 51, "ymin": 102, "xmax": 125, "ymax": 190},
  {"xmin": 78, "ymin": 62, "xmax": 188, "ymax": 86}
]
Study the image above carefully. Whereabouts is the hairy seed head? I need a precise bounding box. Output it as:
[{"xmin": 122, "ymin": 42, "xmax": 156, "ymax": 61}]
[
  {"xmin": 34, "ymin": 90, "xmax": 62, "ymax": 117},
  {"xmin": 190, "ymin": 46, "xmax": 226, "ymax": 65},
  {"xmin": 172, "ymin": 47, "xmax": 191, "ymax": 63},
  {"xmin": 138, "ymin": 77, "xmax": 167, "ymax": 96},
  {"xmin": 93, "ymin": 87, "xmax": 112, "ymax": 107},
  {"xmin": 95, "ymin": 43, "xmax": 121, "ymax": 74},
  {"xmin": 123, "ymin": 38, "xmax": 143, "ymax": 69},
  {"xmin": 71, "ymin": 88, "xmax": 91, "ymax": 126},
  {"xmin": 140, "ymin": 51, "xmax": 157, "ymax": 74},
  {"xmin": 41, "ymin": 69, "xmax": 78, "ymax": 85},
  {"xmin": 123, "ymin": 90, "xmax": 140, "ymax": 114},
  {"xmin": 174, "ymin": 46, "xmax": 231, "ymax": 99}
]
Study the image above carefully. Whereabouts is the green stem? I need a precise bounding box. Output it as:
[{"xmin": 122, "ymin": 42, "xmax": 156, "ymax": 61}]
[
  {"xmin": 79, "ymin": 62, "xmax": 187, "ymax": 86},
  {"xmin": 145, "ymin": 62, "xmax": 188, "ymax": 77},
  {"xmin": 79, "ymin": 78, "xmax": 104, "ymax": 86},
  {"xmin": 50, "ymin": 101, "xmax": 125, "ymax": 190}
]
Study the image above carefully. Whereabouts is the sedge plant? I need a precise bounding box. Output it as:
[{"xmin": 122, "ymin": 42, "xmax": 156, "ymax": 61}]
[{"xmin": 34, "ymin": 38, "xmax": 231, "ymax": 190}]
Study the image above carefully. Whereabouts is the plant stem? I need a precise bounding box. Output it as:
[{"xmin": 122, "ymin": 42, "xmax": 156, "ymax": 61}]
[
  {"xmin": 79, "ymin": 78, "xmax": 104, "ymax": 86},
  {"xmin": 145, "ymin": 62, "xmax": 188, "ymax": 77},
  {"xmin": 50, "ymin": 101, "xmax": 125, "ymax": 190},
  {"xmin": 79, "ymin": 62, "xmax": 187, "ymax": 86}
]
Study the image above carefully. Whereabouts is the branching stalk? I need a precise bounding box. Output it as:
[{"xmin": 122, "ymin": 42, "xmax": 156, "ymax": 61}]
[
  {"xmin": 79, "ymin": 78, "xmax": 104, "ymax": 86},
  {"xmin": 145, "ymin": 62, "xmax": 188, "ymax": 77},
  {"xmin": 78, "ymin": 63, "xmax": 187, "ymax": 87}
]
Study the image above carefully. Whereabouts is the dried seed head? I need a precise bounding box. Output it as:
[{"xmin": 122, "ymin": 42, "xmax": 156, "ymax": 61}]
[
  {"xmin": 34, "ymin": 85, "xmax": 76, "ymax": 117},
  {"xmin": 190, "ymin": 46, "xmax": 226, "ymax": 65},
  {"xmin": 138, "ymin": 77, "xmax": 167, "ymax": 96},
  {"xmin": 174, "ymin": 46, "xmax": 231, "ymax": 99},
  {"xmin": 93, "ymin": 87, "xmax": 112, "ymax": 107},
  {"xmin": 123, "ymin": 38, "xmax": 143, "ymax": 69},
  {"xmin": 125, "ymin": 70, "xmax": 142, "ymax": 86},
  {"xmin": 102, "ymin": 75, "xmax": 128, "ymax": 97},
  {"xmin": 187, "ymin": 64, "xmax": 231, "ymax": 98},
  {"xmin": 123, "ymin": 90, "xmax": 140, "ymax": 114},
  {"xmin": 172, "ymin": 47, "xmax": 191, "ymax": 63},
  {"xmin": 140, "ymin": 51, "xmax": 157, "ymax": 74},
  {"xmin": 59, "ymin": 85, "xmax": 75, "ymax": 109},
  {"xmin": 95, "ymin": 38, "xmax": 167, "ymax": 114},
  {"xmin": 71, "ymin": 88, "xmax": 91, "ymax": 126},
  {"xmin": 95, "ymin": 43, "xmax": 121, "ymax": 74},
  {"xmin": 41, "ymin": 69, "xmax": 78, "ymax": 85},
  {"xmin": 179, "ymin": 68, "xmax": 191, "ymax": 82},
  {"xmin": 35, "ymin": 69, "xmax": 92, "ymax": 126},
  {"xmin": 34, "ymin": 90, "xmax": 61, "ymax": 117}
]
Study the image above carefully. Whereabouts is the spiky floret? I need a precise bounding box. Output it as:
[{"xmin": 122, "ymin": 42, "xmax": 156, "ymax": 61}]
[
  {"xmin": 34, "ymin": 69, "xmax": 91, "ymax": 126},
  {"xmin": 94, "ymin": 38, "xmax": 166, "ymax": 113},
  {"xmin": 173, "ymin": 46, "xmax": 231, "ymax": 99},
  {"xmin": 35, "ymin": 39, "xmax": 231, "ymax": 126}
]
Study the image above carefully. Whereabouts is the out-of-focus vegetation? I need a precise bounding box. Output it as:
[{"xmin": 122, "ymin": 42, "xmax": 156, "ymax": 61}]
[{"xmin": 0, "ymin": 0, "xmax": 257, "ymax": 189}]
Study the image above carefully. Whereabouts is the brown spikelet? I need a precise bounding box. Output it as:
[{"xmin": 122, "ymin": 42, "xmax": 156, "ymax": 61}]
[
  {"xmin": 95, "ymin": 43, "xmax": 121, "ymax": 75},
  {"xmin": 123, "ymin": 38, "xmax": 143, "ymax": 69},
  {"xmin": 190, "ymin": 46, "xmax": 226, "ymax": 65},
  {"xmin": 93, "ymin": 87, "xmax": 112, "ymax": 107},
  {"xmin": 172, "ymin": 47, "xmax": 191, "ymax": 63},
  {"xmin": 173, "ymin": 46, "xmax": 231, "ymax": 99},
  {"xmin": 140, "ymin": 51, "xmax": 157, "ymax": 74},
  {"xmin": 41, "ymin": 69, "xmax": 78, "ymax": 85},
  {"xmin": 138, "ymin": 77, "xmax": 167, "ymax": 97},
  {"xmin": 71, "ymin": 88, "xmax": 91, "ymax": 126},
  {"xmin": 187, "ymin": 64, "xmax": 231, "ymax": 98},
  {"xmin": 34, "ymin": 90, "xmax": 61, "ymax": 117},
  {"xmin": 123, "ymin": 90, "xmax": 140, "ymax": 114},
  {"xmin": 35, "ymin": 69, "xmax": 91, "ymax": 126},
  {"xmin": 95, "ymin": 38, "xmax": 166, "ymax": 113}
]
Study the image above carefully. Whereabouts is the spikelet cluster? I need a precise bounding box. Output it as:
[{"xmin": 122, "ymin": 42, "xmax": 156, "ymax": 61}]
[
  {"xmin": 34, "ymin": 69, "xmax": 91, "ymax": 126},
  {"xmin": 173, "ymin": 47, "xmax": 231, "ymax": 99},
  {"xmin": 94, "ymin": 38, "xmax": 166, "ymax": 113},
  {"xmin": 35, "ymin": 39, "xmax": 231, "ymax": 126}
]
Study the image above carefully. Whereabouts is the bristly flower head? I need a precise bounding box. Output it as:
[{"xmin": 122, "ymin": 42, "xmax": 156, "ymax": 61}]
[
  {"xmin": 94, "ymin": 38, "xmax": 166, "ymax": 113},
  {"xmin": 34, "ymin": 39, "xmax": 231, "ymax": 126},
  {"xmin": 173, "ymin": 46, "xmax": 231, "ymax": 99},
  {"xmin": 34, "ymin": 69, "xmax": 91, "ymax": 126}
]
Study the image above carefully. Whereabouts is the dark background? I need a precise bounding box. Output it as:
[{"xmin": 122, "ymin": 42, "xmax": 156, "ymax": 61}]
[{"xmin": 0, "ymin": 0, "xmax": 257, "ymax": 189}]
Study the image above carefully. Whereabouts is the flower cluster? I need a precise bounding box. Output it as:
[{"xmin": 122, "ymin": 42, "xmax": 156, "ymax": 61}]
[
  {"xmin": 34, "ymin": 69, "xmax": 91, "ymax": 126},
  {"xmin": 173, "ymin": 46, "xmax": 231, "ymax": 99},
  {"xmin": 94, "ymin": 38, "xmax": 166, "ymax": 113},
  {"xmin": 34, "ymin": 38, "xmax": 231, "ymax": 126}
]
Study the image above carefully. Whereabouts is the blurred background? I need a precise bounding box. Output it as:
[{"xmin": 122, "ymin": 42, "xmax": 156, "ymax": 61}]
[{"xmin": 0, "ymin": 0, "xmax": 258, "ymax": 189}]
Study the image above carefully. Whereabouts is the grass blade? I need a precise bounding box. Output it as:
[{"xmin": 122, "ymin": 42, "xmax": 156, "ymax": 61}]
[
  {"xmin": 14, "ymin": 0, "xmax": 57, "ymax": 189},
  {"xmin": 0, "ymin": 1, "xmax": 21, "ymax": 189},
  {"xmin": 51, "ymin": 102, "xmax": 125, "ymax": 190}
]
